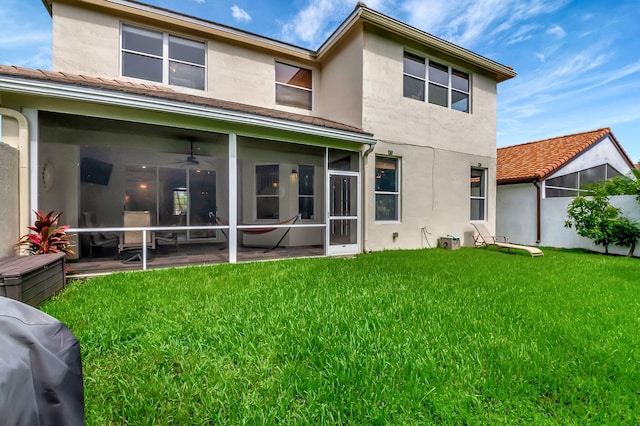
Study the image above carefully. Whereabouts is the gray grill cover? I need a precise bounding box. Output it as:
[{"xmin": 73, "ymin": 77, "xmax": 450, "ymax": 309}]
[{"xmin": 0, "ymin": 297, "xmax": 84, "ymax": 425}]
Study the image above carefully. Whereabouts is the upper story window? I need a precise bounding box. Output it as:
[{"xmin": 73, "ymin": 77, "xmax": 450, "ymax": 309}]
[
  {"xmin": 121, "ymin": 24, "xmax": 205, "ymax": 90},
  {"xmin": 275, "ymin": 62, "xmax": 312, "ymax": 110},
  {"xmin": 545, "ymin": 164, "xmax": 623, "ymax": 198},
  {"xmin": 403, "ymin": 52, "xmax": 470, "ymax": 113}
]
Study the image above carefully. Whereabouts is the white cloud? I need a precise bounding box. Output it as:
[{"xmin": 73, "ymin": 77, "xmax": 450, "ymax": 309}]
[
  {"xmin": 194, "ymin": 0, "xmax": 205, "ymax": 3},
  {"xmin": 1, "ymin": 45, "xmax": 51, "ymax": 69},
  {"xmin": 505, "ymin": 24, "xmax": 538, "ymax": 45},
  {"xmin": 0, "ymin": 3, "xmax": 52, "ymax": 68},
  {"xmin": 281, "ymin": 0, "xmax": 347, "ymax": 46},
  {"xmin": 231, "ymin": 5, "xmax": 251, "ymax": 22},
  {"xmin": 279, "ymin": 0, "xmax": 394, "ymax": 47},
  {"xmin": 546, "ymin": 24, "xmax": 566, "ymax": 38},
  {"xmin": 400, "ymin": 0, "xmax": 569, "ymax": 49},
  {"xmin": 0, "ymin": 31, "xmax": 50, "ymax": 48}
]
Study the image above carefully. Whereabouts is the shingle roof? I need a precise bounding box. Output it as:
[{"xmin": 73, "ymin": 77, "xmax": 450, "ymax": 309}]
[
  {"xmin": 0, "ymin": 65, "xmax": 371, "ymax": 136},
  {"xmin": 497, "ymin": 128, "xmax": 617, "ymax": 184}
]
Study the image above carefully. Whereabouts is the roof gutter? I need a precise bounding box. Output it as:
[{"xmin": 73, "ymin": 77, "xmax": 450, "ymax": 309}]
[
  {"xmin": 361, "ymin": 141, "xmax": 376, "ymax": 254},
  {"xmin": 0, "ymin": 75, "xmax": 375, "ymax": 145},
  {"xmin": 533, "ymin": 180, "xmax": 542, "ymax": 244}
]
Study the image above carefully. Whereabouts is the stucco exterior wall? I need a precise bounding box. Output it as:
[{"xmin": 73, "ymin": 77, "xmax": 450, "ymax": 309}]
[
  {"xmin": 52, "ymin": 2, "xmax": 120, "ymax": 78},
  {"xmin": 0, "ymin": 142, "xmax": 19, "ymax": 256},
  {"xmin": 51, "ymin": 3, "xmax": 317, "ymax": 114},
  {"xmin": 361, "ymin": 30, "xmax": 497, "ymax": 157},
  {"xmin": 316, "ymin": 28, "xmax": 364, "ymax": 129},
  {"xmin": 364, "ymin": 140, "xmax": 496, "ymax": 251},
  {"xmin": 496, "ymin": 183, "xmax": 538, "ymax": 245},
  {"xmin": 360, "ymin": 29, "xmax": 499, "ymax": 250},
  {"xmin": 206, "ymin": 40, "xmax": 277, "ymax": 109},
  {"xmin": 38, "ymin": 142, "xmax": 80, "ymax": 229}
]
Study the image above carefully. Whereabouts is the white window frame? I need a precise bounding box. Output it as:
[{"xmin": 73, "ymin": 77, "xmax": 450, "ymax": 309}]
[
  {"xmin": 255, "ymin": 164, "xmax": 280, "ymax": 220},
  {"xmin": 120, "ymin": 23, "xmax": 206, "ymax": 90},
  {"xmin": 403, "ymin": 52, "xmax": 426, "ymax": 101},
  {"xmin": 297, "ymin": 165, "xmax": 315, "ymax": 220},
  {"xmin": 275, "ymin": 61, "xmax": 313, "ymax": 110},
  {"xmin": 544, "ymin": 164, "xmax": 623, "ymax": 198},
  {"xmin": 403, "ymin": 51, "xmax": 471, "ymax": 113},
  {"xmin": 374, "ymin": 155, "xmax": 401, "ymax": 222},
  {"xmin": 470, "ymin": 167, "xmax": 487, "ymax": 221}
]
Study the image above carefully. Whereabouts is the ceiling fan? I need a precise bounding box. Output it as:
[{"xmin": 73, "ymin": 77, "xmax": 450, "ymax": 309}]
[{"xmin": 172, "ymin": 137, "xmax": 200, "ymax": 166}]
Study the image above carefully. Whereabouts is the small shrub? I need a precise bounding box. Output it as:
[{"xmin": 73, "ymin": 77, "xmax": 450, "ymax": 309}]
[
  {"xmin": 17, "ymin": 210, "xmax": 75, "ymax": 256},
  {"xmin": 611, "ymin": 216, "xmax": 640, "ymax": 256},
  {"xmin": 565, "ymin": 195, "xmax": 620, "ymax": 254}
]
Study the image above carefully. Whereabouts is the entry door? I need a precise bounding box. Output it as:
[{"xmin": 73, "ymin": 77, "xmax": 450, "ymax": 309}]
[{"xmin": 327, "ymin": 172, "xmax": 359, "ymax": 255}]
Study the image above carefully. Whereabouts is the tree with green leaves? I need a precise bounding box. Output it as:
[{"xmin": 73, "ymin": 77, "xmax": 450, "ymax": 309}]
[
  {"xmin": 565, "ymin": 170, "xmax": 640, "ymax": 256},
  {"xmin": 599, "ymin": 168, "xmax": 640, "ymax": 201},
  {"xmin": 564, "ymin": 194, "xmax": 622, "ymax": 254}
]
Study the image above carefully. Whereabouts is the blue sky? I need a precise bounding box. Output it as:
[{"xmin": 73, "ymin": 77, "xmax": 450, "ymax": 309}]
[{"xmin": 1, "ymin": 0, "xmax": 639, "ymax": 162}]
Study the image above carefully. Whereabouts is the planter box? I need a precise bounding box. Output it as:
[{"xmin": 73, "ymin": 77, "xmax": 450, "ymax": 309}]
[{"xmin": 0, "ymin": 253, "xmax": 66, "ymax": 307}]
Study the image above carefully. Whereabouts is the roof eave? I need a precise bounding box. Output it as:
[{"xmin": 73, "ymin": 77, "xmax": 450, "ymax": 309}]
[
  {"xmin": 0, "ymin": 74, "xmax": 376, "ymax": 145},
  {"xmin": 71, "ymin": 0, "xmax": 316, "ymax": 60},
  {"xmin": 497, "ymin": 176, "xmax": 541, "ymax": 185},
  {"xmin": 41, "ymin": 0, "xmax": 52, "ymax": 16},
  {"xmin": 353, "ymin": 7, "xmax": 517, "ymax": 82},
  {"xmin": 605, "ymin": 131, "xmax": 636, "ymax": 170},
  {"xmin": 316, "ymin": 6, "xmax": 363, "ymax": 60}
]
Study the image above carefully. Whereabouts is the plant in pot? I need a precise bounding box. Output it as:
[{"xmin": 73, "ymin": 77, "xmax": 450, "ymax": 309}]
[{"xmin": 16, "ymin": 210, "xmax": 75, "ymax": 256}]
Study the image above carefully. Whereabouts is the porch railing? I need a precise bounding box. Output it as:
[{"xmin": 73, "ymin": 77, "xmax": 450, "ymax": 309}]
[{"xmin": 68, "ymin": 222, "xmax": 325, "ymax": 271}]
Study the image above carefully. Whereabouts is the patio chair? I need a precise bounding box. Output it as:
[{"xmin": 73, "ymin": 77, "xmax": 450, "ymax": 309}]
[
  {"xmin": 81, "ymin": 211, "xmax": 119, "ymax": 258},
  {"xmin": 154, "ymin": 214, "xmax": 183, "ymax": 252},
  {"xmin": 120, "ymin": 211, "xmax": 155, "ymax": 252},
  {"xmin": 471, "ymin": 222, "xmax": 544, "ymax": 257}
]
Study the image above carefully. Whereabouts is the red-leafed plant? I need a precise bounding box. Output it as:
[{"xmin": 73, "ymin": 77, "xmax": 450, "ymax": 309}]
[{"xmin": 16, "ymin": 210, "xmax": 75, "ymax": 256}]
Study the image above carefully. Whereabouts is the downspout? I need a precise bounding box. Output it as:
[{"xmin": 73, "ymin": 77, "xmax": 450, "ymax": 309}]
[
  {"xmin": 0, "ymin": 107, "xmax": 30, "ymax": 254},
  {"xmin": 533, "ymin": 180, "xmax": 541, "ymax": 244},
  {"xmin": 362, "ymin": 142, "xmax": 375, "ymax": 253}
]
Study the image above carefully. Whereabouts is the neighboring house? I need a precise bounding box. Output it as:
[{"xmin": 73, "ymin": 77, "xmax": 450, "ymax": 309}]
[
  {"xmin": 0, "ymin": 0, "xmax": 515, "ymax": 272},
  {"xmin": 496, "ymin": 128, "xmax": 638, "ymax": 253}
]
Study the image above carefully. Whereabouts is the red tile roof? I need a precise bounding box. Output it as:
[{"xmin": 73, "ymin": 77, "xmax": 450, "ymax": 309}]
[
  {"xmin": 0, "ymin": 65, "xmax": 371, "ymax": 136},
  {"xmin": 497, "ymin": 128, "xmax": 619, "ymax": 184}
]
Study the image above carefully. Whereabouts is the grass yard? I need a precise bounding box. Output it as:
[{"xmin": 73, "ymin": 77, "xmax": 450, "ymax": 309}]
[{"xmin": 42, "ymin": 248, "xmax": 640, "ymax": 424}]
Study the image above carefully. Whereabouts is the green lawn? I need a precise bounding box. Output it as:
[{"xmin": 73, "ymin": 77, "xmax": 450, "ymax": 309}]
[{"xmin": 42, "ymin": 248, "xmax": 640, "ymax": 424}]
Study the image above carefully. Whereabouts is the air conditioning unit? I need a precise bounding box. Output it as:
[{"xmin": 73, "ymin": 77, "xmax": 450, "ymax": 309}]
[{"xmin": 439, "ymin": 235, "xmax": 460, "ymax": 250}]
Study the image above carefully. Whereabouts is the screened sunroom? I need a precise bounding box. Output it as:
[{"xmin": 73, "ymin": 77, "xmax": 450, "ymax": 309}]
[{"xmin": 36, "ymin": 111, "xmax": 367, "ymax": 276}]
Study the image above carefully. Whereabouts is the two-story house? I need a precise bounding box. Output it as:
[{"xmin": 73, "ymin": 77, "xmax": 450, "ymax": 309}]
[{"xmin": 0, "ymin": 0, "xmax": 515, "ymax": 274}]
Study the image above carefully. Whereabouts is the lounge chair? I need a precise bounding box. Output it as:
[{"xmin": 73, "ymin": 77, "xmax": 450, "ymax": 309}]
[{"xmin": 471, "ymin": 222, "xmax": 544, "ymax": 257}]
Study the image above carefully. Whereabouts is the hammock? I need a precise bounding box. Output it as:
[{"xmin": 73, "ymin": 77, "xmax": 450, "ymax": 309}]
[{"xmin": 213, "ymin": 213, "xmax": 301, "ymax": 252}]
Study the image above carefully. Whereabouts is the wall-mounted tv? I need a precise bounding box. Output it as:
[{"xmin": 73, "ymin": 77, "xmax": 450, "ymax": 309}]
[{"xmin": 80, "ymin": 157, "xmax": 113, "ymax": 186}]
